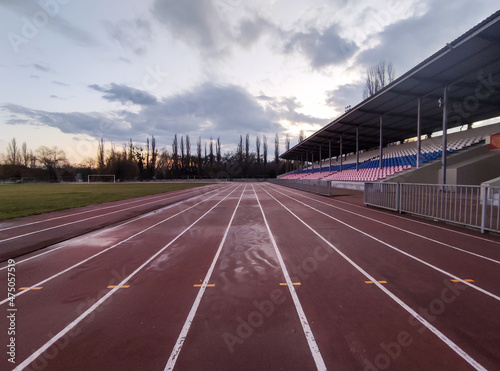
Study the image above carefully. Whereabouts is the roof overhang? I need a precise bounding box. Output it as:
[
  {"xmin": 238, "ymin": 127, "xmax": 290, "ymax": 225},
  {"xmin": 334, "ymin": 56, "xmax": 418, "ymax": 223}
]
[{"xmin": 281, "ymin": 10, "xmax": 500, "ymax": 160}]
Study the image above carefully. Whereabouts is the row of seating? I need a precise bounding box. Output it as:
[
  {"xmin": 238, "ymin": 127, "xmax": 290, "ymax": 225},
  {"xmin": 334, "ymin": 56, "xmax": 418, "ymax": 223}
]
[{"xmin": 280, "ymin": 123, "xmax": 500, "ymax": 182}]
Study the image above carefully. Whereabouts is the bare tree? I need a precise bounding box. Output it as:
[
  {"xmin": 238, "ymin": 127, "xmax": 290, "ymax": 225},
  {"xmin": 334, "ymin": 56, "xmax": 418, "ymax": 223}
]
[
  {"xmin": 274, "ymin": 133, "xmax": 279, "ymax": 164},
  {"xmin": 285, "ymin": 133, "xmax": 290, "ymax": 151},
  {"xmin": 36, "ymin": 146, "xmax": 68, "ymax": 179},
  {"xmin": 97, "ymin": 138, "xmax": 105, "ymax": 171},
  {"xmin": 150, "ymin": 136, "xmax": 157, "ymax": 174},
  {"xmin": 128, "ymin": 139, "xmax": 134, "ymax": 162},
  {"xmin": 180, "ymin": 136, "xmax": 185, "ymax": 168},
  {"xmin": 146, "ymin": 137, "xmax": 150, "ymax": 171},
  {"xmin": 256, "ymin": 135, "xmax": 261, "ymax": 164},
  {"xmin": 263, "ymin": 135, "xmax": 268, "ymax": 167},
  {"xmin": 363, "ymin": 60, "xmax": 395, "ymax": 99},
  {"xmin": 237, "ymin": 135, "xmax": 243, "ymax": 167},
  {"xmin": 6, "ymin": 138, "xmax": 21, "ymax": 166},
  {"xmin": 209, "ymin": 137, "xmax": 214, "ymax": 166},
  {"xmin": 216, "ymin": 137, "xmax": 221, "ymax": 165},
  {"xmin": 245, "ymin": 133, "xmax": 250, "ymax": 163},
  {"xmin": 197, "ymin": 136, "xmax": 202, "ymax": 170},
  {"xmin": 21, "ymin": 142, "xmax": 29, "ymax": 167},
  {"xmin": 186, "ymin": 135, "xmax": 191, "ymax": 167},
  {"xmin": 172, "ymin": 134, "xmax": 178, "ymax": 170},
  {"xmin": 299, "ymin": 130, "xmax": 305, "ymax": 143}
]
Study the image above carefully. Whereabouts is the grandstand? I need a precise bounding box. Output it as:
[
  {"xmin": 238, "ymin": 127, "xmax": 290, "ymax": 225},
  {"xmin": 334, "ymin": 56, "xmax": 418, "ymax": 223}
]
[
  {"xmin": 279, "ymin": 10, "xmax": 500, "ymax": 189},
  {"xmin": 280, "ymin": 122, "xmax": 500, "ymax": 184},
  {"xmin": 276, "ymin": 11, "xmax": 500, "ymax": 233}
]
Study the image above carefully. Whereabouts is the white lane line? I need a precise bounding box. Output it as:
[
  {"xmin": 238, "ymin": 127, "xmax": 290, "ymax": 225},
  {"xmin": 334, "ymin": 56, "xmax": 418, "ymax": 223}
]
[
  {"xmin": 0, "ymin": 186, "xmax": 236, "ymax": 306},
  {"xmin": 0, "ymin": 185, "xmax": 213, "ymax": 232},
  {"xmin": 267, "ymin": 184, "xmax": 500, "ymax": 265},
  {"xmin": 298, "ymin": 183, "xmax": 500, "ymax": 245},
  {"xmin": 264, "ymin": 185, "xmax": 500, "ymax": 302},
  {"xmin": 0, "ymin": 186, "xmax": 226, "ymax": 270},
  {"xmin": 259, "ymin": 185, "xmax": 486, "ymax": 371},
  {"xmin": 0, "ymin": 185, "xmax": 221, "ymax": 244},
  {"xmin": 164, "ymin": 185, "xmax": 247, "ymax": 370},
  {"xmin": 13, "ymin": 186, "xmax": 241, "ymax": 371},
  {"xmin": 252, "ymin": 185, "xmax": 326, "ymax": 371}
]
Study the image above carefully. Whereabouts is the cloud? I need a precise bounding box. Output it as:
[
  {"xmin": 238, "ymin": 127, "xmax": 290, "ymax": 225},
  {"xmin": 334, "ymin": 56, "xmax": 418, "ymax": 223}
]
[
  {"xmin": 33, "ymin": 63, "xmax": 51, "ymax": 72},
  {"xmin": 104, "ymin": 18, "xmax": 152, "ymax": 56},
  {"xmin": 325, "ymin": 83, "xmax": 364, "ymax": 111},
  {"xmin": 89, "ymin": 83, "xmax": 158, "ymax": 106},
  {"xmin": 355, "ymin": 0, "xmax": 499, "ymax": 77},
  {"xmin": 261, "ymin": 96, "xmax": 327, "ymax": 127},
  {"xmin": 236, "ymin": 16, "xmax": 279, "ymax": 48},
  {"xmin": 0, "ymin": 0, "xmax": 99, "ymax": 47},
  {"xmin": 152, "ymin": 0, "xmax": 231, "ymax": 56},
  {"xmin": 3, "ymin": 82, "xmax": 325, "ymax": 149},
  {"xmin": 52, "ymin": 80, "xmax": 69, "ymax": 86},
  {"xmin": 283, "ymin": 24, "xmax": 358, "ymax": 69},
  {"xmin": 127, "ymin": 82, "xmax": 274, "ymax": 135},
  {"xmin": 1, "ymin": 103, "xmax": 126, "ymax": 140}
]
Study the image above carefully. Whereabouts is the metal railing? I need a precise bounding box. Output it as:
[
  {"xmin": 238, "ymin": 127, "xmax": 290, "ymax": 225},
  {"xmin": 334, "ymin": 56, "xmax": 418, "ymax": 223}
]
[
  {"xmin": 365, "ymin": 182, "xmax": 500, "ymax": 233},
  {"xmin": 269, "ymin": 179, "xmax": 332, "ymax": 196},
  {"xmin": 364, "ymin": 183, "xmax": 400, "ymax": 212}
]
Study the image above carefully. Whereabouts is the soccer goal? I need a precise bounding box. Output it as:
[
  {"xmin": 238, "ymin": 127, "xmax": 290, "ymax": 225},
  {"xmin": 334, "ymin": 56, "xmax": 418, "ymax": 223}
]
[{"xmin": 87, "ymin": 174, "xmax": 116, "ymax": 183}]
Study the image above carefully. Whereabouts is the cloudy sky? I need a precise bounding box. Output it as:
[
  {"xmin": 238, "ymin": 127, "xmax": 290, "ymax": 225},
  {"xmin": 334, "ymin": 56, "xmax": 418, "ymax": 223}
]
[{"xmin": 0, "ymin": 0, "xmax": 498, "ymax": 163}]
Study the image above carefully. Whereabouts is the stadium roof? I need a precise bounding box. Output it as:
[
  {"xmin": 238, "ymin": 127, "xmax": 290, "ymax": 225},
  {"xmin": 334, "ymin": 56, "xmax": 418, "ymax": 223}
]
[{"xmin": 281, "ymin": 10, "xmax": 500, "ymax": 161}]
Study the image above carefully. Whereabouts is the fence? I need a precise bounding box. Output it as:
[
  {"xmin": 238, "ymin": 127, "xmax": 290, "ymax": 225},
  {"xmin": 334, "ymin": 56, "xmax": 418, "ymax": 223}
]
[
  {"xmin": 268, "ymin": 179, "xmax": 332, "ymax": 196},
  {"xmin": 365, "ymin": 182, "xmax": 500, "ymax": 233}
]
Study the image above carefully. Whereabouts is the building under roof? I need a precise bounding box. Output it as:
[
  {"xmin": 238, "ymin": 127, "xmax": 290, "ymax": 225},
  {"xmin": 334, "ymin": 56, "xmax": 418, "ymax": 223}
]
[{"xmin": 280, "ymin": 10, "xmax": 500, "ymax": 184}]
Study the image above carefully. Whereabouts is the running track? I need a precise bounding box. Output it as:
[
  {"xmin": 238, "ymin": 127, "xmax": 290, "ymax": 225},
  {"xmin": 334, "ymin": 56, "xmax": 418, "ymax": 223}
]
[{"xmin": 1, "ymin": 183, "xmax": 499, "ymax": 370}]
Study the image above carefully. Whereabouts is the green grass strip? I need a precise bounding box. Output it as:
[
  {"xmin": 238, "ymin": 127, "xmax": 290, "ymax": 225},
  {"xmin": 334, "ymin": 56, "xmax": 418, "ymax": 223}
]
[{"xmin": 0, "ymin": 183, "xmax": 210, "ymax": 221}]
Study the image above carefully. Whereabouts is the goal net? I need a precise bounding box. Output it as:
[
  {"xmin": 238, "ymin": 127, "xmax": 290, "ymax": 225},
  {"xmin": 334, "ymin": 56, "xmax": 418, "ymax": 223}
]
[{"xmin": 87, "ymin": 174, "xmax": 116, "ymax": 183}]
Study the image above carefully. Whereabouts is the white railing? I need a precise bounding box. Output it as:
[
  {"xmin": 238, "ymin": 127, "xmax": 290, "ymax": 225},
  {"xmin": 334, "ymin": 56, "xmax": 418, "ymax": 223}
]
[
  {"xmin": 269, "ymin": 179, "xmax": 331, "ymax": 196},
  {"xmin": 365, "ymin": 182, "xmax": 500, "ymax": 233}
]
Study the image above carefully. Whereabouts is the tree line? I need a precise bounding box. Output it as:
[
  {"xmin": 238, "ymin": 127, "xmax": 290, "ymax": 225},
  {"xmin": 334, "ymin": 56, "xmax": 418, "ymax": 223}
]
[
  {"xmin": 0, "ymin": 138, "xmax": 71, "ymax": 181},
  {"xmin": 0, "ymin": 133, "xmax": 294, "ymax": 182},
  {"xmin": 94, "ymin": 132, "xmax": 291, "ymax": 181}
]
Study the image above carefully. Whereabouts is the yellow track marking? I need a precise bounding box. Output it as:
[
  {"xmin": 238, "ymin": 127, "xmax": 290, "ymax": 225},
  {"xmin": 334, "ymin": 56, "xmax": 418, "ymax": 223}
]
[{"xmin": 107, "ymin": 285, "xmax": 130, "ymax": 288}]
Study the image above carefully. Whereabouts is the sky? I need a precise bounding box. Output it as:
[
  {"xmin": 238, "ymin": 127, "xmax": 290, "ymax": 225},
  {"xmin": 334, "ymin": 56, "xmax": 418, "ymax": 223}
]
[{"xmin": 0, "ymin": 0, "xmax": 498, "ymax": 164}]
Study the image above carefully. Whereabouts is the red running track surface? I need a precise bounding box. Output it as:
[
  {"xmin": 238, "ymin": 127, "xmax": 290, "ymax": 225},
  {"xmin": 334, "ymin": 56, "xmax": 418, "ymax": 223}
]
[{"xmin": 1, "ymin": 182, "xmax": 499, "ymax": 370}]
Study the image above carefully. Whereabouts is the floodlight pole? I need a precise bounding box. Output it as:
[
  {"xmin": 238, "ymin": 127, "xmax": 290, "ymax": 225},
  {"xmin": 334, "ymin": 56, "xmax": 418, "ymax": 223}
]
[
  {"xmin": 329, "ymin": 139, "xmax": 332, "ymax": 172},
  {"xmin": 417, "ymin": 97, "xmax": 422, "ymax": 168},
  {"xmin": 319, "ymin": 144, "xmax": 322, "ymax": 173},
  {"xmin": 356, "ymin": 127, "xmax": 359, "ymax": 171},
  {"xmin": 339, "ymin": 135, "xmax": 343, "ymax": 172},
  {"xmin": 442, "ymin": 86, "xmax": 448, "ymax": 185},
  {"xmin": 379, "ymin": 115, "xmax": 383, "ymax": 169}
]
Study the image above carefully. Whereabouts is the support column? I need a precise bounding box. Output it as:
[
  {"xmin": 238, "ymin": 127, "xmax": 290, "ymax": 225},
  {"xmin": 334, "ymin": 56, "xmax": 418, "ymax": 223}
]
[
  {"xmin": 417, "ymin": 97, "xmax": 422, "ymax": 168},
  {"xmin": 379, "ymin": 115, "xmax": 383, "ymax": 169},
  {"xmin": 442, "ymin": 86, "xmax": 448, "ymax": 185},
  {"xmin": 311, "ymin": 150, "xmax": 314, "ymax": 172},
  {"xmin": 319, "ymin": 144, "xmax": 322, "ymax": 173},
  {"xmin": 329, "ymin": 139, "xmax": 332, "ymax": 172},
  {"xmin": 339, "ymin": 135, "xmax": 343, "ymax": 172},
  {"xmin": 356, "ymin": 127, "xmax": 359, "ymax": 171}
]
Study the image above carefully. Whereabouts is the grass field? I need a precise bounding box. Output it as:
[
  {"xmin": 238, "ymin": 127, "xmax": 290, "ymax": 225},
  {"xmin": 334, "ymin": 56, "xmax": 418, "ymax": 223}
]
[{"xmin": 0, "ymin": 182, "xmax": 210, "ymax": 221}]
